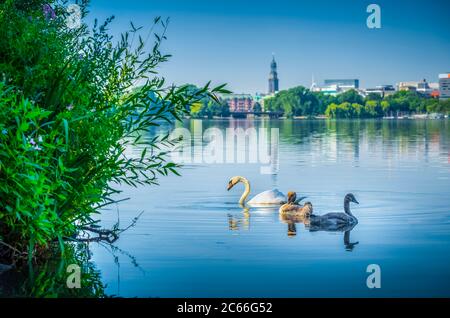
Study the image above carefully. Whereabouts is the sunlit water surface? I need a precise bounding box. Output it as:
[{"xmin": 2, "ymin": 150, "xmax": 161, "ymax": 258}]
[
  {"xmin": 89, "ymin": 119, "xmax": 450, "ymax": 297},
  {"xmin": 6, "ymin": 119, "xmax": 450, "ymax": 297}
]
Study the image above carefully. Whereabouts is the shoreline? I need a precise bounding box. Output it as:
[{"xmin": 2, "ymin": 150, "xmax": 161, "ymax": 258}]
[{"xmin": 185, "ymin": 115, "xmax": 449, "ymax": 120}]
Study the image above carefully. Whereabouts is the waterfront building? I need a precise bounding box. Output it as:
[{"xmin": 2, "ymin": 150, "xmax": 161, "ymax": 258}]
[
  {"xmin": 222, "ymin": 94, "xmax": 254, "ymax": 112},
  {"xmin": 324, "ymin": 79, "xmax": 359, "ymax": 90},
  {"xmin": 417, "ymin": 79, "xmax": 439, "ymax": 97},
  {"xmin": 364, "ymin": 85, "xmax": 396, "ymax": 97},
  {"xmin": 429, "ymin": 82, "xmax": 439, "ymax": 90},
  {"xmin": 397, "ymin": 81, "xmax": 418, "ymax": 91},
  {"xmin": 268, "ymin": 55, "xmax": 279, "ymax": 94},
  {"xmin": 311, "ymin": 78, "xmax": 360, "ymax": 95},
  {"xmin": 320, "ymin": 84, "xmax": 339, "ymax": 95},
  {"xmin": 397, "ymin": 79, "xmax": 438, "ymax": 96},
  {"xmin": 439, "ymin": 73, "xmax": 450, "ymax": 100}
]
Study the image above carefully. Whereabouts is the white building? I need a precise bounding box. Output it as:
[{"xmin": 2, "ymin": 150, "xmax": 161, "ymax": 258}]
[
  {"xmin": 310, "ymin": 77, "xmax": 359, "ymax": 96},
  {"xmin": 364, "ymin": 85, "xmax": 396, "ymax": 97},
  {"xmin": 397, "ymin": 79, "xmax": 438, "ymax": 96}
]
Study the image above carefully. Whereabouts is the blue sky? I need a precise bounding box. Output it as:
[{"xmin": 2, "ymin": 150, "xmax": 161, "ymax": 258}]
[{"xmin": 87, "ymin": 0, "xmax": 450, "ymax": 93}]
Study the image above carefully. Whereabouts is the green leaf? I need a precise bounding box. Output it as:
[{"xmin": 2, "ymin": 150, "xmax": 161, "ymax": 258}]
[
  {"xmin": 63, "ymin": 119, "xmax": 69, "ymax": 146},
  {"xmin": 57, "ymin": 234, "xmax": 65, "ymax": 256}
]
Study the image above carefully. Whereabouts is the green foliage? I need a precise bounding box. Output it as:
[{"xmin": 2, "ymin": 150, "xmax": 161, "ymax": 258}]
[
  {"xmin": 253, "ymin": 102, "xmax": 262, "ymax": 113},
  {"xmin": 384, "ymin": 91, "xmax": 423, "ymax": 113},
  {"xmin": 265, "ymin": 86, "xmax": 321, "ymax": 117},
  {"xmin": 336, "ymin": 89, "xmax": 364, "ymax": 105},
  {"xmin": 194, "ymin": 99, "xmax": 230, "ymax": 118},
  {"xmin": 325, "ymin": 100, "xmax": 383, "ymax": 119},
  {"xmin": 426, "ymin": 99, "xmax": 450, "ymax": 114},
  {"xmin": 364, "ymin": 100, "xmax": 383, "ymax": 117},
  {"xmin": 0, "ymin": 242, "xmax": 105, "ymax": 297},
  {"xmin": 366, "ymin": 93, "xmax": 383, "ymax": 102},
  {"xmin": 186, "ymin": 85, "xmax": 230, "ymax": 118},
  {"xmin": 0, "ymin": 0, "xmax": 228, "ymax": 260},
  {"xmin": 381, "ymin": 100, "xmax": 390, "ymax": 113},
  {"xmin": 267, "ymin": 85, "xmax": 448, "ymax": 118},
  {"xmin": 0, "ymin": 86, "xmax": 72, "ymax": 254}
]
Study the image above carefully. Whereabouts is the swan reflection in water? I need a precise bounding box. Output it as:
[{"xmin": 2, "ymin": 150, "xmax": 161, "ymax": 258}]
[
  {"xmin": 279, "ymin": 213, "xmax": 311, "ymax": 237},
  {"xmin": 279, "ymin": 214, "xmax": 359, "ymax": 250},
  {"xmin": 227, "ymin": 207, "xmax": 250, "ymax": 231},
  {"xmin": 308, "ymin": 222, "xmax": 359, "ymax": 251},
  {"xmin": 227, "ymin": 192, "xmax": 360, "ymax": 251},
  {"xmin": 307, "ymin": 193, "xmax": 360, "ymax": 251}
]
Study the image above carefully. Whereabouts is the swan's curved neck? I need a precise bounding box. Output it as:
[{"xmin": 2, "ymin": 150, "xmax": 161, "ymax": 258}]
[
  {"xmin": 238, "ymin": 177, "xmax": 251, "ymax": 206},
  {"xmin": 344, "ymin": 200, "xmax": 354, "ymax": 217}
]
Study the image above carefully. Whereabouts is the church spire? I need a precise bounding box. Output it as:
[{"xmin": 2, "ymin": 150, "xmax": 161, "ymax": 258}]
[
  {"xmin": 268, "ymin": 54, "xmax": 279, "ymax": 94},
  {"xmin": 310, "ymin": 73, "xmax": 317, "ymax": 90}
]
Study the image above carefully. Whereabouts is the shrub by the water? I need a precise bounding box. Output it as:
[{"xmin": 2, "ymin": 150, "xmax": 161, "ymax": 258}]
[{"xmin": 0, "ymin": 0, "xmax": 228, "ymax": 262}]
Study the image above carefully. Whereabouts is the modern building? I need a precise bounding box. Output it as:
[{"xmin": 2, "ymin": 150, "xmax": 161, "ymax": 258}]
[
  {"xmin": 364, "ymin": 85, "xmax": 396, "ymax": 97},
  {"xmin": 268, "ymin": 55, "xmax": 279, "ymax": 94},
  {"xmin": 397, "ymin": 79, "xmax": 438, "ymax": 96},
  {"xmin": 311, "ymin": 78, "xmax": 360, "ymax": 95},
  {"xmin": 319, "ymin": 84, "xmax": 340, "ymax": 95},
  {"xmin": 417, "ymin": 79, "xmax": 431, "ymax": 94},
  {"xmin": 439, "ymin": 73, "xmax": 450, "ymax": 100},
  {"xmin": 397, "ymin": 81, "xmax": 418, "ymax": 91},
  {"xmin": 324, "ymin": 79, "xmax": 359, "ymax": 90},
  {"xmin": 429, "ymin": 82, "xmax": 439, "ymax": 90}
]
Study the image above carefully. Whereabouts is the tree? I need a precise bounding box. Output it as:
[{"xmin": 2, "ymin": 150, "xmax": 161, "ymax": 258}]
[
  {"xmin": 352, "ymin": 103, "xmax": 364, "ymax": 118},
  {"xmin": 264, "ymin": 86, "xmax": 320, "ymax": 117},
  {"xmin": 385, "ymin": 91, "xmax": 422, "ymax": 114},
  {"xmin": 365, "ymin": 100, "xmax": 382, "ymax": 117},
  {"xmin": 268, "ymin": 85, "xmax": 445, "ymax": 119},
  {"xmin": 253, "ymin": 102, "xmax": 262, "ymax": 112},
  {"xmin": 427, "ymin": 99, "xmax": 450, "ymax": 114},
  {"xmin": 381, "ymin": 100, "xmax": 390, "ymax": 115},
  {"xmin": 0, "ymin": 1, "xmax": 228, "ymax": 261},
  {"xmin": 188, "ymin": 91, "xmax": 230, "ymax": 118},
  {"xmin": 366, "ymin": 93, "xmax": 383, "ymax": 102},
  {"xmin": 325, "ymin": 103, "xmax": 338, "ymax": 118},
  {"xmin": 337, "ymin": 89, "xmax": 364, "ymax": 105}
]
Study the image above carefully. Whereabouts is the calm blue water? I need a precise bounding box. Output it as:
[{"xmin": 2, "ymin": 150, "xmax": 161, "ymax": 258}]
[{"xmin": 90, "ymin": 119, "xmax": 450, "ymax": 297}]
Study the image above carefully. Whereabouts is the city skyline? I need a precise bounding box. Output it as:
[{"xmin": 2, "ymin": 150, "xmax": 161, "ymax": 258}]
[{"xmin": 88, "ymin": 0, "xmax": 450, "ymax": 93}]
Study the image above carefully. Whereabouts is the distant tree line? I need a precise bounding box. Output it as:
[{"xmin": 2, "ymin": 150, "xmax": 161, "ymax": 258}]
[
  {"xmin": 264, "ymin": 86, "xmax": 450, "ymax": 118},
  {"xmin": 184, "ymin": 85, "xmax": 230, "ymax": 118}
]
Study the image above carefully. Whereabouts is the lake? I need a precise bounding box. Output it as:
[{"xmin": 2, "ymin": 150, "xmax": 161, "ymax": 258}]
[{"xmin": 2, "ymin": 119, "xmax": 450, "ymax": 297}]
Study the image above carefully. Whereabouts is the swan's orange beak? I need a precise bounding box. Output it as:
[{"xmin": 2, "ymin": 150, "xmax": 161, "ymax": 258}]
[{"xmin": 227, "ymin": 182, "xmax": 234, "ymax": 191}]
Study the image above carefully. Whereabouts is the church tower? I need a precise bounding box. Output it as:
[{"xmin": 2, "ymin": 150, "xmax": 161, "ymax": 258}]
[{"xmin": 268, "ymin": 55, "xmax": 279, "ymax": 94}]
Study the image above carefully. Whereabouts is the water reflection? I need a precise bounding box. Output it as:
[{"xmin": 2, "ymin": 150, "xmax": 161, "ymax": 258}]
[
  {"xmin": 0, "ymin": 243, "xmax": 105, "ymax": 297},
  {"xmin": 3, "ymin": 119, "xmax": 449, "ymax": 297},
  {"xmin": 0, "ymin": 238, "xmax": 144, "ymax": 297},
  {"xmin": 279, "ymin": 212, "xmax": 359, "ymax": 251},
  {"xmin": 279, "ymin": 214, "xmax": 311, "ymax": 237},
  {"xmin": 227, "ymin": 207, "xmax": 250, "ymax": 231},
  {"xmin": 308, "ymin": 222, "xmax": 359, "ymax": 251},
  {"xmin": 100, "ymin": 119, "xmax": 450, "ymax": 297},
  {"xmin": 343, "ymin": 230, "xmax": 359, "ymax": 251}
]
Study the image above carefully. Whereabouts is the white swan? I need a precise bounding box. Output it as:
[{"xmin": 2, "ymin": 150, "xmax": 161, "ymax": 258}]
[{"xmin": 226, "ymin": 176, "xmax": 286, "ymax": 206}]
